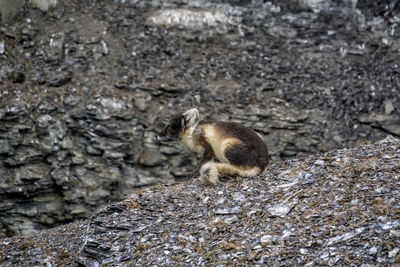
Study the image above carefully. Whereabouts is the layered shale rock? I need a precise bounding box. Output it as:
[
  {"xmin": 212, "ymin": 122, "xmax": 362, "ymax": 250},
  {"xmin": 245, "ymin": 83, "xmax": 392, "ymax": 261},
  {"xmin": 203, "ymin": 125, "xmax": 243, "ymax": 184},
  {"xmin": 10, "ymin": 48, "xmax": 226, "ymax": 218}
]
[{"xmin": 1, "ymin": 0, "xmax": 399, "ymax": 234}]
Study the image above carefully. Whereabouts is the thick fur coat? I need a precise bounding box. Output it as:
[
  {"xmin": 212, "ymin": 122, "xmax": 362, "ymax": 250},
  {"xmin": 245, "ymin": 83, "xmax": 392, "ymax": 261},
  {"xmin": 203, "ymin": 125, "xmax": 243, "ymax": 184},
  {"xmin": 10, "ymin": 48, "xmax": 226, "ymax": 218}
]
[{"xmin": 158, "ymin": 108, "xmax": 269, "ymax": 184}]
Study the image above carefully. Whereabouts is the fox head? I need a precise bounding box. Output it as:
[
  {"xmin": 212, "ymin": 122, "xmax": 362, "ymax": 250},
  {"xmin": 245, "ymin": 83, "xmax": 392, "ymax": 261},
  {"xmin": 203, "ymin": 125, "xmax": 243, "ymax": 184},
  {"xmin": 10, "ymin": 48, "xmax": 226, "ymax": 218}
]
[{"xmin": 157, "ymin": 108, "xmax": 200, "ymax": 142}]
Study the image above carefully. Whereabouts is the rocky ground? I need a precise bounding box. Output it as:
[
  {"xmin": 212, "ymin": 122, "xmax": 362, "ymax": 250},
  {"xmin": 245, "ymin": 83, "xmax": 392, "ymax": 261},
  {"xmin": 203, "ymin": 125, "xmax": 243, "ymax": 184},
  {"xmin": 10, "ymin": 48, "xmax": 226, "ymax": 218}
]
[
  {"xmin": 1, "ymin": 0, "xmax": 400, "ymax": 235},
  {"xmin": 0, "ymin": 136, "xmax": 399, "ymax": 266}
]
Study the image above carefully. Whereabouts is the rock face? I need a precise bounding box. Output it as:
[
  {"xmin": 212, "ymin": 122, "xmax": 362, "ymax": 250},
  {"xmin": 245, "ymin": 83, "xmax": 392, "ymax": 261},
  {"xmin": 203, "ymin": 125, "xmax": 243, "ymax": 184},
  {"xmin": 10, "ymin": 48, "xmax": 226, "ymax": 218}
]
[
  {"xmin": 1, "ymin": 0, "xmax": 400, "ymax": 235},
  {"xmin": 1, "ymin": 137, "xmax": 399, "ymax": 266}
]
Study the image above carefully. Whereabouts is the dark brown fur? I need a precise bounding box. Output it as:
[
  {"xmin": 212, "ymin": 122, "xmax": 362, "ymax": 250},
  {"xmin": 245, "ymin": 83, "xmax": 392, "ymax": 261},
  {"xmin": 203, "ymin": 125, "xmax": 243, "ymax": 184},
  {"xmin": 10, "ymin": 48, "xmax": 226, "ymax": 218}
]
[
  {"xmin": 158, "ymin": 108, "xmax": 269, "ymax": 183},
  {"xmin": 200, "ymin": 120, "xmax": 269, "ymax": 171}
]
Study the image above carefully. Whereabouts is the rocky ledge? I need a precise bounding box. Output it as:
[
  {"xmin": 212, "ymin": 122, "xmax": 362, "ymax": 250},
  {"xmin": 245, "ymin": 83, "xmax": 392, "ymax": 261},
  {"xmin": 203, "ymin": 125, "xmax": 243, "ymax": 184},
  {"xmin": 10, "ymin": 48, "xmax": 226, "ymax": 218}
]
[
  {"xmin": 1, "ymin": 0, "xmax": 400, "ymax": 235},
  {"xmin": 0, "ymin": 136, "xmax": 399, "ymax": 266}
]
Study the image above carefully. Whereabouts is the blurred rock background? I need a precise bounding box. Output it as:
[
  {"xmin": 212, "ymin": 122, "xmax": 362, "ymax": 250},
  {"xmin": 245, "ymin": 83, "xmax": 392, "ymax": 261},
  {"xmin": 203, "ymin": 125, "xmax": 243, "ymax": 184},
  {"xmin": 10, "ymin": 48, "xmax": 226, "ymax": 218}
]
[{"xmin": 0, "ymin": 0, "xmax": 399, "ymax": 235}]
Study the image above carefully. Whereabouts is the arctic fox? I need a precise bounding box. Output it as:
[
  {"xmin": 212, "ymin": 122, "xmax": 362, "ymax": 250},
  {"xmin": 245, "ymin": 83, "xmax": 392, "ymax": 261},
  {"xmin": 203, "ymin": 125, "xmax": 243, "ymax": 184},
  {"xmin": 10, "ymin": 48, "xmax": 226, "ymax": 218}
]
[{"xmin": 158, "ymin": 108, "xmax": 269, "ymax": 184}]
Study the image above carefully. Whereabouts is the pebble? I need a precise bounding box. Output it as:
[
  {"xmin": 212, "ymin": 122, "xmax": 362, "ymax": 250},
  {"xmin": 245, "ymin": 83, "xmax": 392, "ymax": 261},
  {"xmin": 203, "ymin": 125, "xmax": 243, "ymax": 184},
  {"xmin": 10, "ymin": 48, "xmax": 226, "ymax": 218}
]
[
  {"xmin": 267, "ymin": 202, "xmax": 295, "ymax": 218},
  {"xmin": 0, "ymin": 40, "xmax": 5, "ymax": 54},
  {"xmin": 214, "ymin": 206, "xmax": 242, "ymax": 215}
]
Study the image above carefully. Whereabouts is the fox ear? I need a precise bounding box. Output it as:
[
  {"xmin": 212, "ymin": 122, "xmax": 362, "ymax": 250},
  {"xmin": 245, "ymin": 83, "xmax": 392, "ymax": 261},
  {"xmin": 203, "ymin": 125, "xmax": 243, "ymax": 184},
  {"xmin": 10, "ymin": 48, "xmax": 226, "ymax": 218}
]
[{"xmin": 183, "ymin": 108, "xmax": 200, "ymax": 127}]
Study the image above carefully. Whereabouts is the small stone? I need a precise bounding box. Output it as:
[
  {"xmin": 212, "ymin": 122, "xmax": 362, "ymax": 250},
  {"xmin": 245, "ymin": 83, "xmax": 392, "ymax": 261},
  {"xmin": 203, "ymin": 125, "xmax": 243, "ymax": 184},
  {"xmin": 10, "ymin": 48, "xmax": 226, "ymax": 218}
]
[
  {"xmin": 37, "ymin": 115, "xmax": 53, "ymax": 128},
  {"xmin": 86, "ymin": 145, "xmax": 102, "ymax": 155},
  {"xmin": 159, "ymin": 145, "xmax": 181, "ymax": 155},
  {"xmin": 116, "ymin": 223, "xmax": 131, "ymax": 230},
  {"xmin": 0, "ymin": 40, "xmax": 5, "ymax": 54},
  {"xmin": 64, "ymin": 95, "xmax": 81, "ymax": 108},
  {"xmin": 214, "ymin": 206, "xmax": 242, "ymax": 215},
  {"xmin": 326, "ymin": 227, "xmax": 366, "ymax": 246},
  {"xmin": 247, "ymin": 209, "xmax": 258, "ymax": 216},
  {"xmin": 48, "ymin": 72, "xmax": 71, "ymax": 87},
  {"xmin": 111, "ymin": 245, "xmax": 120, "ymax": 252},
  {"xmin": 268, "ymin": 25, "xmax": 297, "ymax": 38},
  {"xmin": 368, "ymin": 246, "xmax": 378, "ymax": 255},
  {"xmin": 70, "ymin": 204, "xmax": 90, "ymax": 215},
  {"xmin": 267, "ymin": 202, "xmax": 296, "ymax": 218},
  {"xmin": 0, "ymin": 139, "xmax": 13, "ymax": 155},
  {"xmin": 133, "ymin": 97, "xmax": 148, "ymax": 112},
  {"xmin": 132, "ymin": 226, "xmax": 147, "ymax": 233},
  {"xmin": 216, "ymin": 197, "xmax": 226, "ymax": 205},
  {"xmin": 138, "ymin": 149, "xmax": 167, "ymax": 167},
  {"xmin": 89, "ymin": 188, "xmax": 111, "ymax": 199},
  {"xmin": 388, "ymin": 248, "xmax": 399, "ymax": 258},
  {"xmin": 260, "ymin": 235, "xmax": 274, "ymax": 244},
  {"xmin": 390, "ymin": 229, "xmax": 400, "ymax": 238},
  {"xmin": 103, "ymin": 150, "xmax": 125, "ymax": 159},
  {"xmin": 100, "ymin": 97, "xmax": 125, "ymax": 112},
  {"xmin": 93, "ymin": 40, "xmax": 109, "ymax": 60},
  {"xmin": 232, "ymin": 192, "xmax": 246, "ymax": 202},
  {"xmin": 384, "ymin": 99, "xmax": 395, "ymax": 115},
  {"xmin": 299, "ymin": 248, "xmax": 308, "ymax": 254},
  {"xmin": 218, "ymin": 254, "xmax": 231, "ymax": 261},
  {"xmin": 224, "ymin": 215, "xmax": 238, "ymax": 224},
  {"xmin": 137, "ymin": 172, "xmax": 159, "ymax": 186},
  {"xmin": 71, "ymin": 152, "xmax": 86, "ymax": 165},
  {"xmin": 60, "ymin": 137, "xmax": 73, "ymax": 150},
  {"xmin": 172, "ymin": 246, "xmax": 182, "ymax": 251}
]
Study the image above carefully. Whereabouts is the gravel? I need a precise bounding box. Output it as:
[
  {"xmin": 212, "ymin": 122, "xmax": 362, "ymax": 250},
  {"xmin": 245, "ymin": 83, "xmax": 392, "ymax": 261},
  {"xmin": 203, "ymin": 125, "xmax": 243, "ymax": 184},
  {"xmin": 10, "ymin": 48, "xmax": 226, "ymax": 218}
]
[
  {"xmin": 1, "ymin": 0, "xmax": 400, "ymax": 235},
  {"xmin": 1, "ymin": 136, "xmax": 399, "ymax": 266}
]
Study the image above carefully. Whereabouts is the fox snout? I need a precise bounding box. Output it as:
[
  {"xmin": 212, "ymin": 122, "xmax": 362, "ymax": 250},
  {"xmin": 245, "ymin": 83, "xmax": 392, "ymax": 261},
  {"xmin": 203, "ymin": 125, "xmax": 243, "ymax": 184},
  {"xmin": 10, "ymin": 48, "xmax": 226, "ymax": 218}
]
[
  {"xmin": 158, "ymin": 111, "xmax": 187, "ymax": 143},
  {"xmin": 157, "ymin": 125, "xmax": 180, "ymax": 142},
  {"xmin": 158, "ymin": 109, "xmax": 200, "ymax": 143}
]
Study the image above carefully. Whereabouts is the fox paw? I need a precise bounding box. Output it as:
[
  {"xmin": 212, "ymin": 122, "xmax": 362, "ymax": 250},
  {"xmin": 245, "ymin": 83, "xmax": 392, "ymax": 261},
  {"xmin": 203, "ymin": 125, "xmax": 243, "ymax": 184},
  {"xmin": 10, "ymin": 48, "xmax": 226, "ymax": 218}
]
[{"xmin": 200, "ymin": 162, "xmax": 219, "ymax": 185}]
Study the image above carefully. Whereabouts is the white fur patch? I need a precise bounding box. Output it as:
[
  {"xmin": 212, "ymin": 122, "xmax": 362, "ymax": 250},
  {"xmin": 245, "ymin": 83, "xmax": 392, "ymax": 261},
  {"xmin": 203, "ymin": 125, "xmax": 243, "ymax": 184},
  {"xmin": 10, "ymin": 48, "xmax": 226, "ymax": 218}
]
[
  {"xmin": 215, "ymin": 163, "xmax": 259, "ymax": 178},
  {"xmin": 182, "ymin": 125, "xmax": 204, "ymax": 155},
  {"xmin": 200, "ymin": 162, "xmax": 261, "ymax": 185},
  {"xmin": 202, "ymin": 125, "xmax": 239, "ymax": 163},
  {"xmin": 240, "ymin": 167, "xmax": 259, "ymax": 177},
  {"xmin": 183, "ymin": 108, "xmax": 199, "ymax": 127},
  {"xmin": 200, "ymin": 162, "xmax": 219, "ymax": 185}
]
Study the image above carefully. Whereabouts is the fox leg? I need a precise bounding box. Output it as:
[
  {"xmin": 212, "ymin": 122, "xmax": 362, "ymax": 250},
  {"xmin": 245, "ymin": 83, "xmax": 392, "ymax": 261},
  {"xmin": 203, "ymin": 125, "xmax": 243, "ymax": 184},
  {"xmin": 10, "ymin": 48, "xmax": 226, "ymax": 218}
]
[
  {"xmin": 188, "ymin": 144, "xmax": 214, "ymax": 179},
  {"xmin": 200, "ymin": 162, "xmax": 260, "ymax": 185}
]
